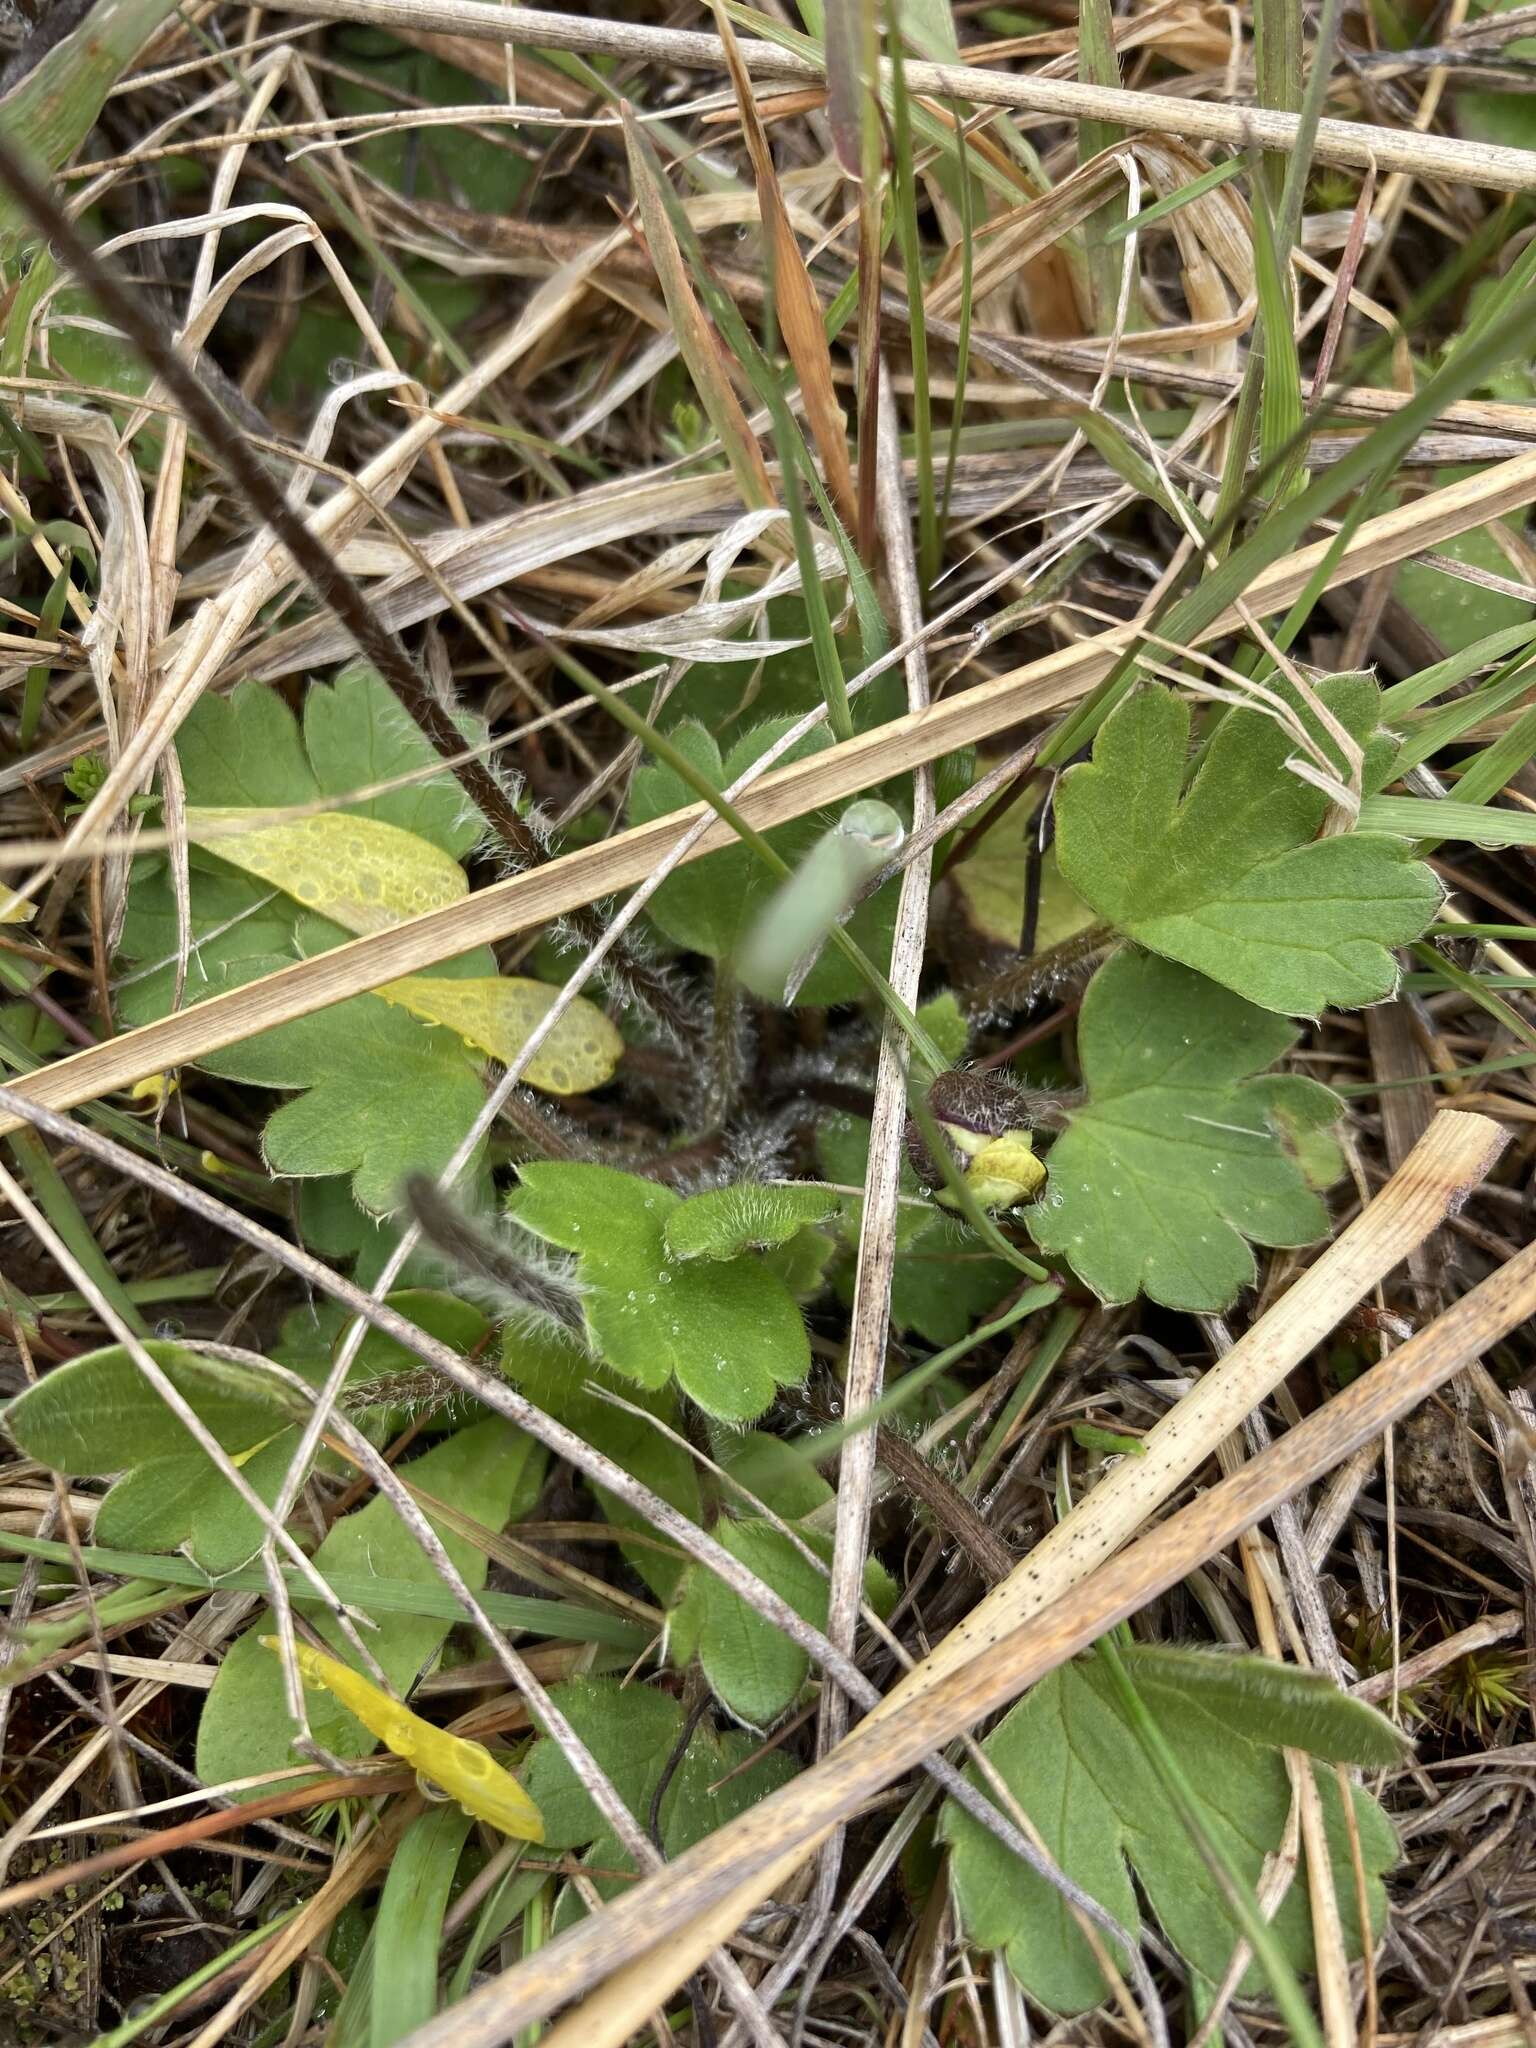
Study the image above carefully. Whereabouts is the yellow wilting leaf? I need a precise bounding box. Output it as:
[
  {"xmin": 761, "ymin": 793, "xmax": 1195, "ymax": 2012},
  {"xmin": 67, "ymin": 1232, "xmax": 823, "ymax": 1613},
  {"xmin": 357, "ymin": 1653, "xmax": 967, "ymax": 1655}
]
[
  {"xmin": 378, "ymin": 975, "xmax": 623, "ymax": 1097},
  {"xmin": 185, "ymin": 808, "xmax": 468, "ymax": 936},
  {"xmin": 184, "ymin": 806, "xmax": 623, "ymax": 1096},
  {"xmin": 260, "ymin": 1637, "xmax": 544, "ymax": 1841}
]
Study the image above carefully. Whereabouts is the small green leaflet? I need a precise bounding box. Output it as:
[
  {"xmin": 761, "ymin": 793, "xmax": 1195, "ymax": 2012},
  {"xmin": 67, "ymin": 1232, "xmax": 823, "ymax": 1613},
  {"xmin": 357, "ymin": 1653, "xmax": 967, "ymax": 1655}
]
[
  {"xmin": 507, "ymin": 1163, "xmax": 811, "ymax": 1421},
  {"xmin": 942, "ymin": 1647, "xmax": 1402, "ymax": 2016},
  {"xmin": 521, "ymin": 1674, "xmax": 796, "ymax": 1917},
  {"xmin": 1027, "ymin": 951, "xmax": 1344, "ymax": 1312},
  {"xmin": 667, "ymin": 1433, "xmax": 895, "ymax": 1724},
  {"xmin": 196, "ymin": 1419, "xmax": 546, "ymax": 1798},
  {"xmin": 1054, "ymin": 679, "xmax": 1440, "ymax": 1014},
  {"xmin": 665, "ymin": 1182, "xmax": 837, "ymax": 1261}
]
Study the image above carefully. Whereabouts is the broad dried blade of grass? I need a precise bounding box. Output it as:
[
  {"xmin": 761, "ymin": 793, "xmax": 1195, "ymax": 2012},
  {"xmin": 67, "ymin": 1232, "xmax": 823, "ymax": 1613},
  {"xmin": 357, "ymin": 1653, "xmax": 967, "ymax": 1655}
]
[
  {"xmin": 620, "ymin": 105, "xmax": 775, "ymax": 515},
  {"xmin": 713, "ymin": 2, "xmax": 857, "ymax": 532}
]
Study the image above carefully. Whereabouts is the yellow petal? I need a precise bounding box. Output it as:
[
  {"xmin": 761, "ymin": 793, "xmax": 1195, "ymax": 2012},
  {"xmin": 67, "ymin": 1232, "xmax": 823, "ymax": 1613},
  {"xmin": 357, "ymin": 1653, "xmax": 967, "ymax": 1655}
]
[
  {"xmin": 186, "ymin": 809, "xmax": 467, "ymax": 936},
  {"xmin": 378, "ymin": 975, "xmax": 623, "ymax": 1097},
  {"xmin": 937, "ymin": 1130, "xmax": 1045, "ymax": 1212},
  {"xmin": 260, "ymin": 1637, "xmax": 543, "ymax": 1842}
]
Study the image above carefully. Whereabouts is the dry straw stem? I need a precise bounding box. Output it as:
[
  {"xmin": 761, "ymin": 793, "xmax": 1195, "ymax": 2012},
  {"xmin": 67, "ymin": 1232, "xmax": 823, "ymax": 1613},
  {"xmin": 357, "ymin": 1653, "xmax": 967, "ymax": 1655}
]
[
  {"xmin": 402, "ymin": 1117, "xmax": 1520, "ymax": 2048},
  {"xmin": 6, "ymin": 452, "xmax": 1536, "ymax": 1131},
  {"xmin": 293, "ymin": 0, "xmax": 1536, "ymax": 193}
]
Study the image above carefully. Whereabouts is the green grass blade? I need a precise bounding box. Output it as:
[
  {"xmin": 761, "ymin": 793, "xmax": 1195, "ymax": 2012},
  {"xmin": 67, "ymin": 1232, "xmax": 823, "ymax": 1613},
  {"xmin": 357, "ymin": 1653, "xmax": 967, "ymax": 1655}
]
[
  {"xmin": 0, "ymin": 1533, "xmax": 653, "ymax": 1652},
  {"xmin": 0, "ymin": 0, "xmax": 181, "ymax": 269},
  {"xmin": 1103, "ymin": 159, "xmax": 1242, "ymax": 244},
  {"xmin": 370, "ymin": 1805, "xmax": 475, "ymax": 2048},
  {"xmin": 887, "ymin": 0, "xmax": 938, "ymax": 592}
]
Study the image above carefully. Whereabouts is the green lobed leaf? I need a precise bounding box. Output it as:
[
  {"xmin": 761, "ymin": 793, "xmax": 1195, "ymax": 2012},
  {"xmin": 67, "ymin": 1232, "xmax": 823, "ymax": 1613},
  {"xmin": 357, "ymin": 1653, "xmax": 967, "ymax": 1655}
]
[
  {"xmin": 669, "ymin": 1514, "xmax": 894, "ymax": 1726},
  {"xmin": 665, "ymin": 1182, "xmax": 837, "ymax": 1261},
  {"xmin": 125, "ymin": 950, "xmax": 489, "ymax": 1215},
  {"xmin": 942, "ymin": 1651, "xmax": 1398, "ymax": 2015},
  {"xmin": 1026, "ymin": 950, "xmax": 1343, "ymax": 1311},
  {"xmin": 195, "ymin": 1419, "xmax": 546, "ymax": 1798},
  {"xmin": 116, "ymin": 671, "xmax": 496, "ymax": 1213},
  {"xmin": 1054, "ymin": 680, "xmax": 1441, "ymax": 1013},
  {"xmin": 507, "ymin": 1163, "xmax": 810, "ymax": 1421}
]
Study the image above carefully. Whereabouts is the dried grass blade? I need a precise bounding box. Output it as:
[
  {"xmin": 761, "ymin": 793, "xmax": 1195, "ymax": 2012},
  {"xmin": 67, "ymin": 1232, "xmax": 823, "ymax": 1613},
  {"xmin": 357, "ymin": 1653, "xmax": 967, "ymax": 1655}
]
[
  {"xmin": 620, "ymin": 105, "xmax": 775, "ymax": 515},
  {"xmin": 714, "ymin": 2, "xmax": 857, "ymax": 532},
  {"xmin": 290, "ymin": 0, "xmax": 1536, "ymax": 192}
]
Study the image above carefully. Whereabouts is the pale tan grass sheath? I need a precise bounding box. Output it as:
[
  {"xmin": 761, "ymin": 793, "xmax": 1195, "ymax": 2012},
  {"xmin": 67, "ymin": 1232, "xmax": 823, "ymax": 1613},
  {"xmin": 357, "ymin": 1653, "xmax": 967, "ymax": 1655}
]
[{"xmin": 5, "ymin": 451, "xmax": 1536, "ymax": 1134}]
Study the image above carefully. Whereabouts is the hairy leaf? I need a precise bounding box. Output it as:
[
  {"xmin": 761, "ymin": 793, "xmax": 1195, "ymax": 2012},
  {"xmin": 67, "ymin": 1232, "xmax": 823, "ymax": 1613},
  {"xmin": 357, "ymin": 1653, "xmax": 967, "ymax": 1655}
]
[
  {"xmin": 665, "ymin": 1182, "xmax": 837, "ymax": 1261},
  {"xmin": 1119, "ymin": 1646, "xmax": 1408, "ymax": 1768},
  {"xmin": 508, "ymin": 1163, "xmax": 810, "ymax": 1421},
  {"xmin": 4, "ymin": 1341, "xmax": 296, "ymax": 1470},
  {"xmin": 942, "ymin": 1650, "xmax": 1398, "ymax": 2015},
  {"xmin": 1054, "ymin": 681, "xmax": 1440, "ymax": 1013},
  {"xmin": 1027, "ymin": 950, "xmax": 1343, "ymax": 1311}
]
